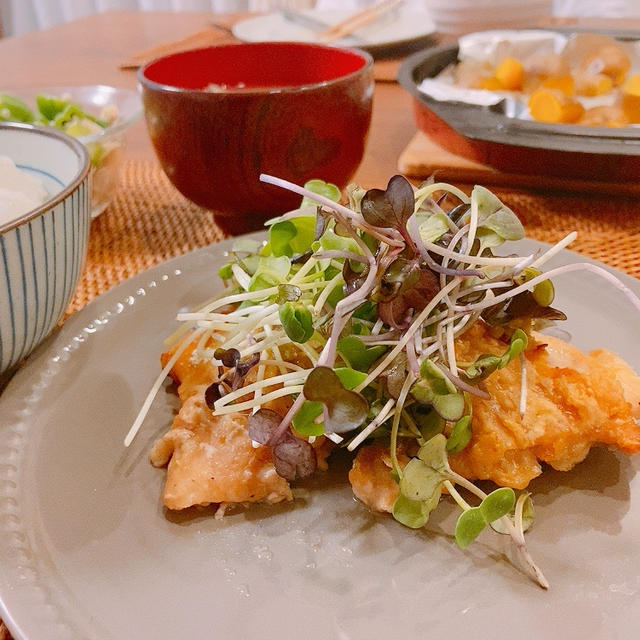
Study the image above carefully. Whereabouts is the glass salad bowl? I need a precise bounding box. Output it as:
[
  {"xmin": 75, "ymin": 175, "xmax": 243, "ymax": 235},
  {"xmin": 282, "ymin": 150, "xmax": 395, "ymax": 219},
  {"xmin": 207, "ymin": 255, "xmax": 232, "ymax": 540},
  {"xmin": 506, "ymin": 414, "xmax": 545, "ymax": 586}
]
[{"xmin": 0, "ymin": 85, "xmax": 142, "ymax": 217}]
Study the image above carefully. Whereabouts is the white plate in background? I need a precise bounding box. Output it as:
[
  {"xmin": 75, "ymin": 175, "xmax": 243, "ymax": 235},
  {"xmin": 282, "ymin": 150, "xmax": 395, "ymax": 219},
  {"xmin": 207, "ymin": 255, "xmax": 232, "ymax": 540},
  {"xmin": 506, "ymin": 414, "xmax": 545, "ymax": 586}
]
[{"xmin": 232, "ymin": 10, "xmax": 436, "ymax": 55}]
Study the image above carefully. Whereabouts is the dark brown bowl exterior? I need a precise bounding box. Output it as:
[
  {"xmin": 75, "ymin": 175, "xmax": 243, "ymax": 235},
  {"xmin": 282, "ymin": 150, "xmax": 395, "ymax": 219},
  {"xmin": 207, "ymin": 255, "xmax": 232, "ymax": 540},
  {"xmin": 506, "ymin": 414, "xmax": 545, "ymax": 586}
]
[{"xmin": 139, "ymin": 45, "xmax": 374, "ymax": 235}]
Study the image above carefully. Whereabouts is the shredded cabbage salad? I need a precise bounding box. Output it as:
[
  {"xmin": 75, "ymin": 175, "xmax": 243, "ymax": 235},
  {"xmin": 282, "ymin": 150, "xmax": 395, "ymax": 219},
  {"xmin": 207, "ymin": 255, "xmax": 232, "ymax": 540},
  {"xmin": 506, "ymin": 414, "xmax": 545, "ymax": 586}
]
[{"xmin": 126, "ymin": 174, "xmax": 640, "ymax": 589}]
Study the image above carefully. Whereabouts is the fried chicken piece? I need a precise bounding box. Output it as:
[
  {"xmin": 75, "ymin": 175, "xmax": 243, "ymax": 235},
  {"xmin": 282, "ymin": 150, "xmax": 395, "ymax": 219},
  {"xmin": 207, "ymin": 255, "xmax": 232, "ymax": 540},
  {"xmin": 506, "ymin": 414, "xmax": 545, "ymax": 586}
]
[
  {"xmin": 349, "ymin": 444, "xmax": 408, "ymax": 513},
  {"xmin": 450, "ymin": 324, "xmax": 640, "ymax": 489},
  {"xmin": 150, "ymin": 335, "xmax": 331, "ymax": 510},
  {"xmin": 349, "ymin": 324, "xmax": 640, "ymax": 512},
  {"xmin": 150, "ymin": 394, "xmax": 293, "ymax": 509}
]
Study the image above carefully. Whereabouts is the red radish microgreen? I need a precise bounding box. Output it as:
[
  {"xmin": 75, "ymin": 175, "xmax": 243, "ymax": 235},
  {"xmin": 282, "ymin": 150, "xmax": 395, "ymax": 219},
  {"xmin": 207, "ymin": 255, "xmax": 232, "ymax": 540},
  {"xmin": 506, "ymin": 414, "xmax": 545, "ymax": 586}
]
[
  {"xmin": 248, "ymin": 408, "xmax": 317, "ymax": 481},
  {"xmin": 293, "ymin": 367, "xmax": 366, "ymax": 436}
]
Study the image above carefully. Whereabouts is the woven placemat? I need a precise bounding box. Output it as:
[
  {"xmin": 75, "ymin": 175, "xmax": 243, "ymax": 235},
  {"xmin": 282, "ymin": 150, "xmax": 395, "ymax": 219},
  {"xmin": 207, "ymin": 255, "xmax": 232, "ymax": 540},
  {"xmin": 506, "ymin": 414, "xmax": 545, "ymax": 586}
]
[
  {"xmin": 67, "ymin": 159, "xmax": 639, "ymax": 320},
  {"xmin": 65, "ymin": 160, "xmax": 227, "ymax": 317},
  {"xmin": 492, "ymin": 186, "xmax": 640, "ymax": 278}
]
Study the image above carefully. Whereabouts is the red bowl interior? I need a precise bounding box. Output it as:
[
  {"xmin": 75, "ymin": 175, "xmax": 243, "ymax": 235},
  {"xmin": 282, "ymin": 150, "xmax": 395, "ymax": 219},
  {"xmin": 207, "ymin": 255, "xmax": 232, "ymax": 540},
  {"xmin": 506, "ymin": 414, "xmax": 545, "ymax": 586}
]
[{"xmin": 142, "ymin": 42, "xmax": 369, "ymax": 91}]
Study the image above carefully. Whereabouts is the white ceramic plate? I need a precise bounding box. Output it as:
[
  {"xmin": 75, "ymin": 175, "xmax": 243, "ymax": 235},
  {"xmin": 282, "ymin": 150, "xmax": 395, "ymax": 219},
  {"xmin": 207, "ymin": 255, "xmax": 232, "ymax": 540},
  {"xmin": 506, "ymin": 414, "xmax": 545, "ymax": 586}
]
[
  {"xmin": 0, "ymin": 238, "xmax": 639, "ymax": 640},
  {"xmin": 232, "ymin": 10, "xmax": 436, "ymax": 56}
]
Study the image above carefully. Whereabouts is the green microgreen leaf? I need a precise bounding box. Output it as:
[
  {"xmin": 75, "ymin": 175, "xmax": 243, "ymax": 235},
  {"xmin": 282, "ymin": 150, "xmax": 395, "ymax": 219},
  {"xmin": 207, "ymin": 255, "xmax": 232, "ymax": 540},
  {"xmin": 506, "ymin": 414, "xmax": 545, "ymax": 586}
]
[
  {"xmin": 337, "ymin": 337, "xmax": 388, "ymax": 372},
  {"xmin": 279, "ymin": 302, "xmax": 314, "ymax": 344},
  {"xmin": 480, "ymin": 488, "xmax": 516, "ymax": 522},
  {"xmin": 399, "ymin": 458, "xmax": 444, "ymax": 503},
  {"xmin": 248, "ymin": 256, "xmax": 291, "ymax": 292},
  {"xmin": 411, "ymin": 406, "xmax": 445, "ymax": 441},
  {"xmin": 454, "ymin": 487, "xmax": 516, "ymax": 549},
  {"xmin": 392, "ymin": 494, "xmax": 431, "ymax": 529},
  {"xmin": 411, "ymin": 360, "xmax": 465, "ymax": 421},
  {"xmin": 512, "ymin": 267, "xmax": 555, "ymax": 307},
  {"xmin": 301, "ymin": 179, "xmax": 341, "ymax": 208},
  {"xmin": 218, "ymin": 263, "xmax": 233, "ymax": 280},
  {"xmin": 417, "ymin": 210, "xmax": 450, "ymax": 243},
  {"xmin": 350, "ymin": 320, "xmax": 370, "ymax": 336},
  {"xmin": 472, "ymin": 185, "xmax": 525, "ymax": 242},
  {"xmin": 420, "ymin": 359, "xmax": 456, "ymax": 394},
  {"xmin": 490, "ymin": 491, "xmax": 535, "ymax": 535},
  {"xmin": 268, "ymin": 217, "xmax": 316, "ymax": 258},
  {"xmin": 303, "ymin": 367, "xmax": 368, "ymax": 434},
  {"xmin": 464, "ymin": 329, "xmax": 528, "ymax": 381},
  {"xmin": 417, "ymin": 434, "xmax": 450, "ymax": 473},
  {"xmin": 519, "ymin": 493, "xmax": 535, "ymax": 532},
  {"xmin": 532, "ymin": 279, "xmax": 554, "ymax": 307},
  {"xmin": 455, "ymin": 507, "xmax": 487, "ymax": 549},
  {"xmin": 326, "ymin": 283, "xmax": 345, "ymax": 308},
  {"xmin": 446, "ymin": 415, "xmax": 472, "ymax": 454},
  {"xmin": 476, "ymin": 228, "xmax": 504, "ymax": 254},
  {"xmin": 314, "ymin": 227, "xmax": 363, "ymax": 255},
  {"xmin": 352, "ymin": 300, "xmax": 378, "ymax": 322},
  {"xmin": 409, "ymin": 379, "xmax": 435, "ymax": 405},
  {"xmin": 432, "ymin": 393, "xmax": 465, "ymax": 422},
  {"xmin": 393, "ymin": 435, "xmax": 452, "ymax": 531},
  {"xmin": 292, "ymin": 401, "xmax": 324, "ymax": 437},
  {"xmin": 333, "ymin": 367, "xmax": 368, "ymax": 390}
]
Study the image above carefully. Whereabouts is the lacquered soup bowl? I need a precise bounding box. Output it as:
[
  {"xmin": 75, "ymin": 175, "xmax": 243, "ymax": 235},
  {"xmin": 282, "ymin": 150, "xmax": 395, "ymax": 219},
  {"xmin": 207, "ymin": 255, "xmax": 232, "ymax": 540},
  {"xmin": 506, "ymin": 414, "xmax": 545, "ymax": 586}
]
[{"xmin": 139, "ymin": 42, "xmax": 374, "ymax": 234}]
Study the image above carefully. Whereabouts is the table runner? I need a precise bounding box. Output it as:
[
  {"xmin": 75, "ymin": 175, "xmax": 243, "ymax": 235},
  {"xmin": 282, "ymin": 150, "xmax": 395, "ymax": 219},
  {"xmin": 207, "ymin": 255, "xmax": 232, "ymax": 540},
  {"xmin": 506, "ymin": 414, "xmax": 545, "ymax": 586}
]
[{"xmin": 67, "ymin": 158, "xmax": 640, "ymax": 320}]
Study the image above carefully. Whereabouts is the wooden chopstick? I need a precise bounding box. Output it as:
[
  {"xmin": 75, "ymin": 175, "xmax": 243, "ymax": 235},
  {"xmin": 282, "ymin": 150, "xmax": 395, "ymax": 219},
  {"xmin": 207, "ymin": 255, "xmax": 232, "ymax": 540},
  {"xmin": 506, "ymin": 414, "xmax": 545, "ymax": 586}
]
[{"xmin": 318, "ymin": 0, "xmax": 404, "ymax": 44}]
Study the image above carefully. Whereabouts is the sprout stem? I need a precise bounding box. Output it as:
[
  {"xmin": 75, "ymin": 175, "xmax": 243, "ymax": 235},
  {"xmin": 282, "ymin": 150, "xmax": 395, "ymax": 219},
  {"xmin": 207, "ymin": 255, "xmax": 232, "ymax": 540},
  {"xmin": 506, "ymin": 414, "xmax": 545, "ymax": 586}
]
[{"xmin": 444, "ymin": 480, "xmax": 472, "ymax": 510}]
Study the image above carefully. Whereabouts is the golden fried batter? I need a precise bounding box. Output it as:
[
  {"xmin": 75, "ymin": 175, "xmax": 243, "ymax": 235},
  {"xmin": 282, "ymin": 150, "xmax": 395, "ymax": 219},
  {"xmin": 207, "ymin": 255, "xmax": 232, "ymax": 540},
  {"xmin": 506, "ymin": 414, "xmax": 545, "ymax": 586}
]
[
  {"xmin": 349, "ymin": 444, "xmax": 409, "ymax": 513},
  {"xmin": 154, "ymin": 322, "xmax": 640, "ymax": 514},
  {"xmin": 150, "ymin": 336, "xmax": 331, "ymax": 510},
  {"xmin": 450, "ymin": 324, "xmax": 640, "ymax": 489},
  {"xmin": 350, "ymin": 324, "xmax": 640, "ymax": 513}
]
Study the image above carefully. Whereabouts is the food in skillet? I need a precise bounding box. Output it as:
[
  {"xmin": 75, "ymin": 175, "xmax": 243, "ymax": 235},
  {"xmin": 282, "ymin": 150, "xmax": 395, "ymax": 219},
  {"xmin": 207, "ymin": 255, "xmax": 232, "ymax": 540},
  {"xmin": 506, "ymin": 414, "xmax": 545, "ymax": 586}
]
[
  {"xmin": 127, "ymin": 176, "xmax": 640, "ymax": 588},
  {"xmin": 446, "ymin": 35, "xmax": 640, "ymax": 126}
]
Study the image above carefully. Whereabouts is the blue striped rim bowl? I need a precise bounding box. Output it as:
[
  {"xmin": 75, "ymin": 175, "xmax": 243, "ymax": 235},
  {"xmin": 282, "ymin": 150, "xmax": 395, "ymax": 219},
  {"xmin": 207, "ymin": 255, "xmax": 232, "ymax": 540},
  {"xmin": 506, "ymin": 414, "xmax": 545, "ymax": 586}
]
[{"xmin": 0, "ymin": 122, "xmax": 91, "ymax": 375}]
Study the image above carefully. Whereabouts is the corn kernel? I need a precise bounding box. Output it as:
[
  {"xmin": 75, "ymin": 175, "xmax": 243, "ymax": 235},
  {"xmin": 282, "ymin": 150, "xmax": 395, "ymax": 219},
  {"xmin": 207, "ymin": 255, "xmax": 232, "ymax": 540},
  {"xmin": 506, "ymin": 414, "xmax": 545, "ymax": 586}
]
[
  {"xmin": 528, "ymin": 88, "xmax": 585, "ymax": 124},
  {"xmin": 494, "ymin": 58, "xmax": 524, "ymax": 91}
]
